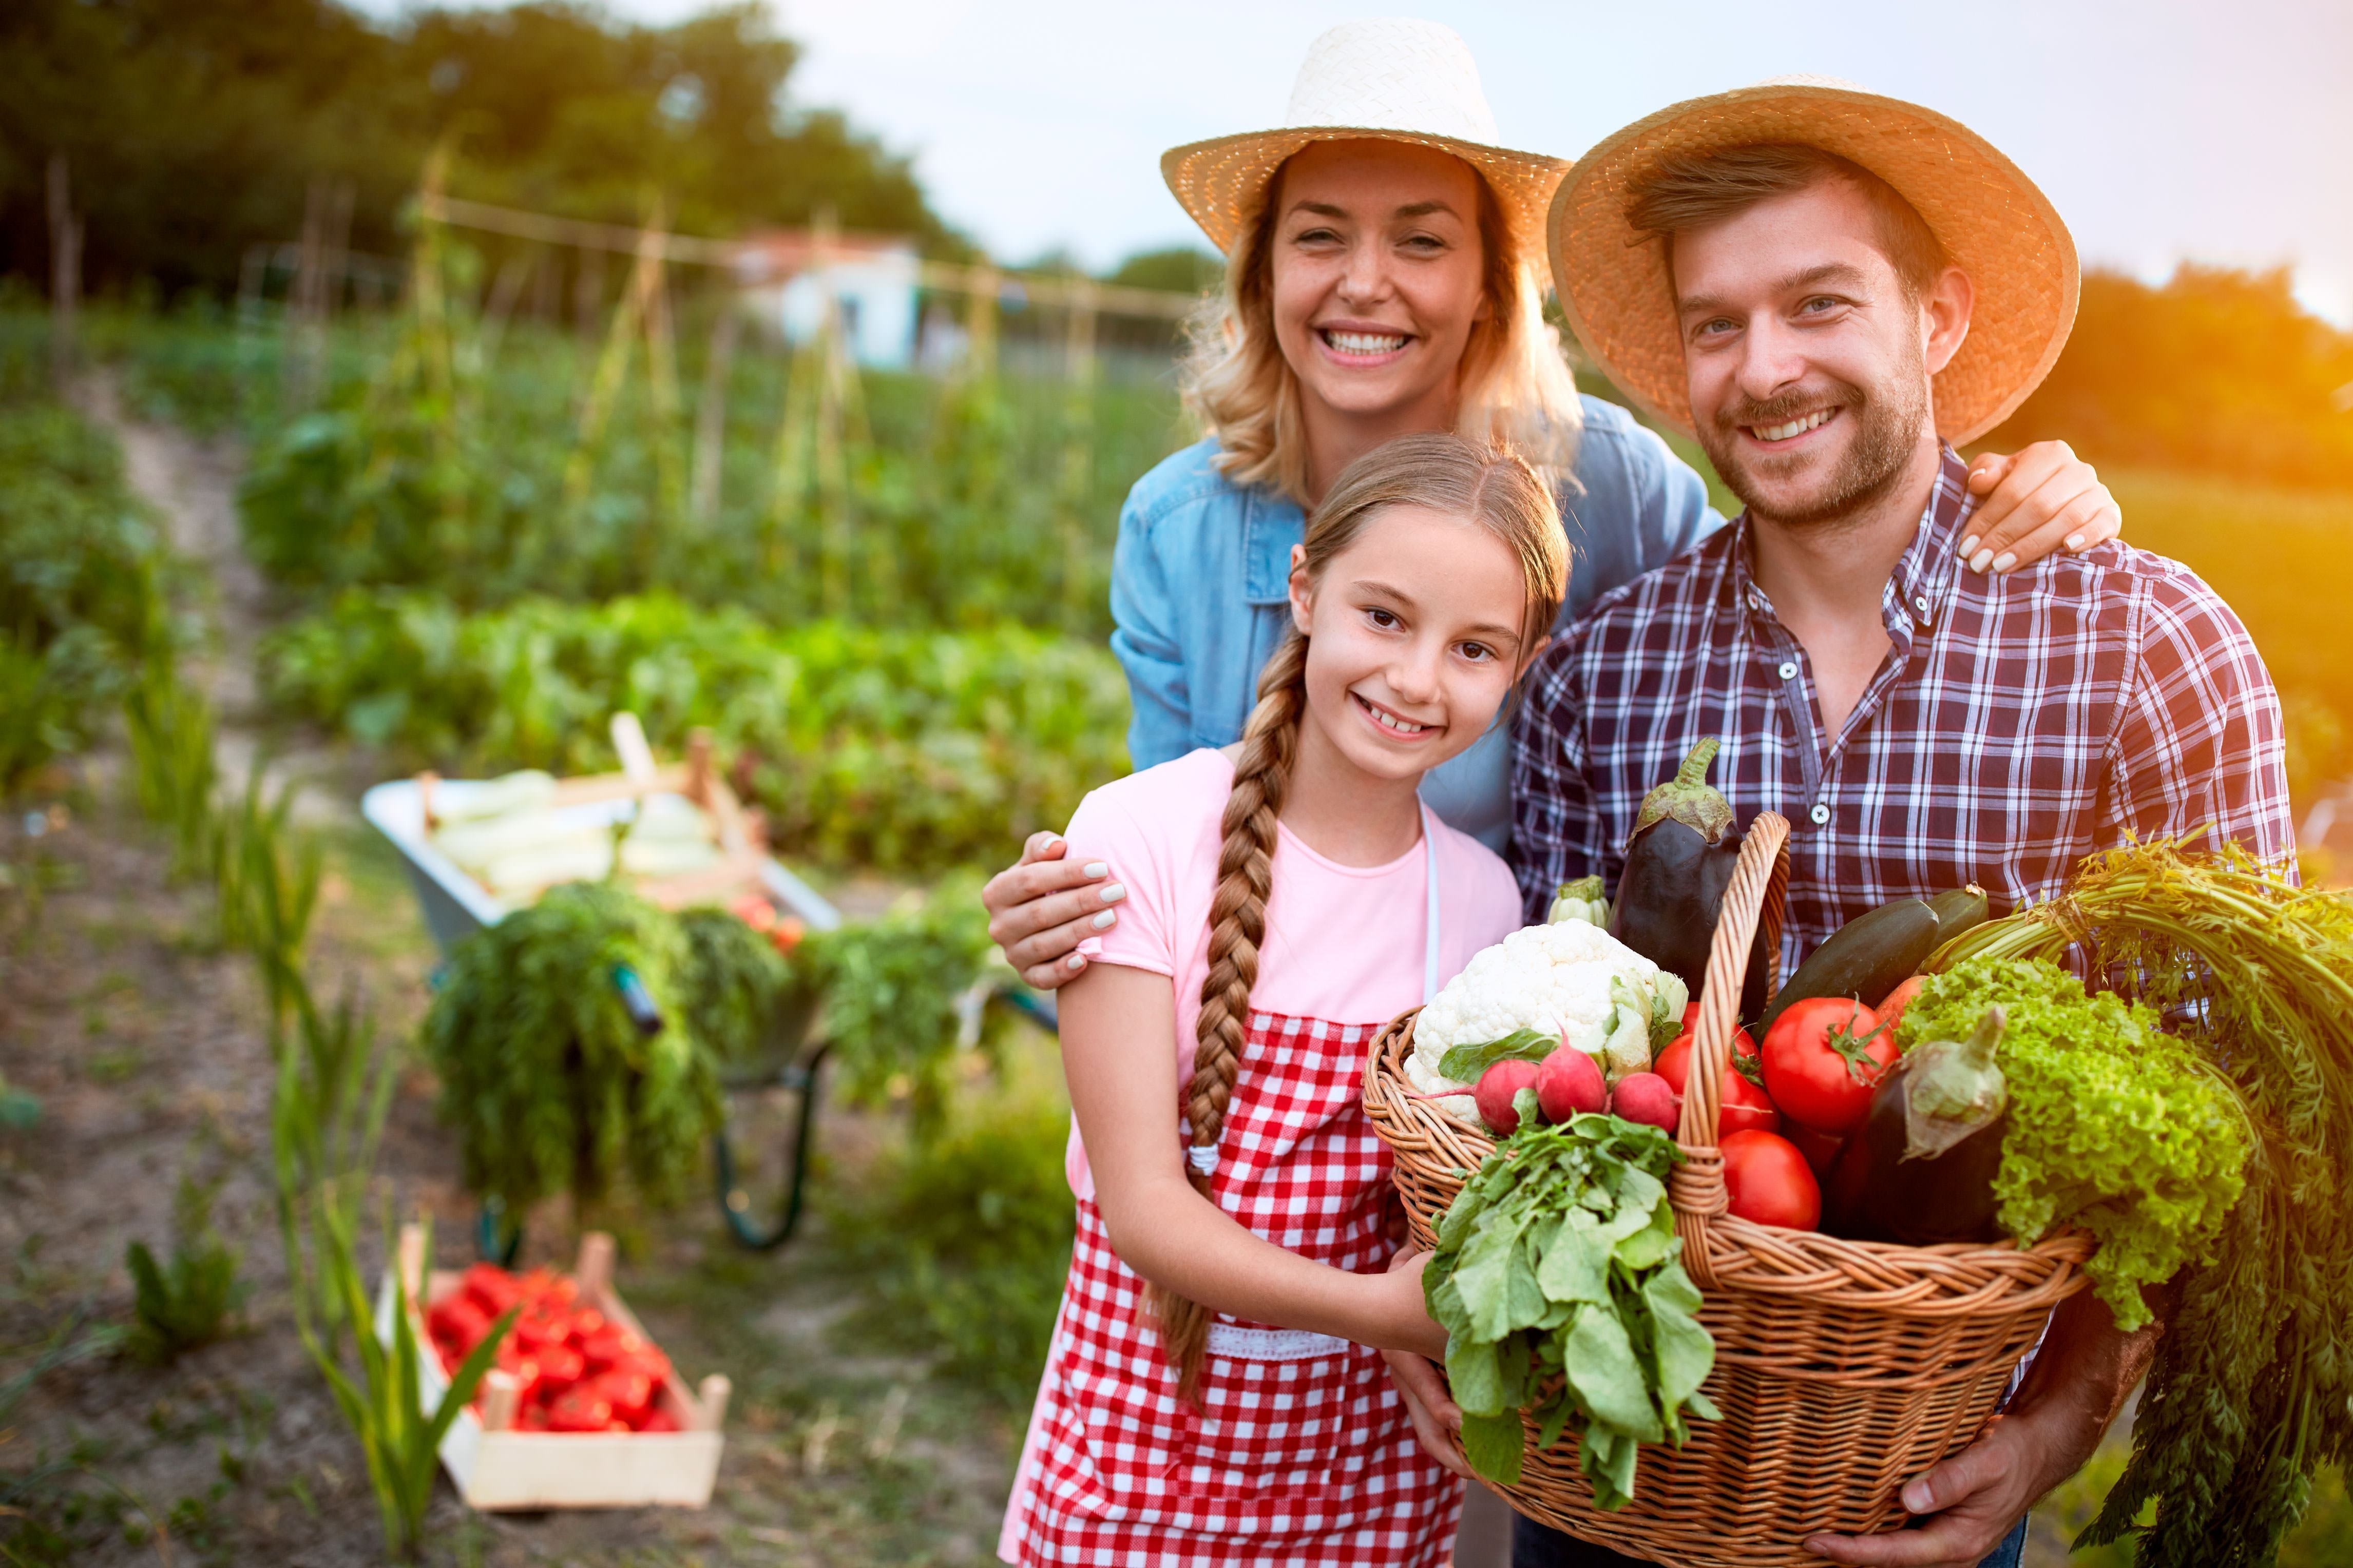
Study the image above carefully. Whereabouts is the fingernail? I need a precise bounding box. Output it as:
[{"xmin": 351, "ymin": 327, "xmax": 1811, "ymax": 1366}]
[
  {"xmin": 1992, "ymin": 551, "xmax": 2017, "ymax": 572},
  {"xmin": 1969, "ymin": 548, "xmax": 1995, "ymax": 573},
  {"xmin": 1091, "ymin": 910, "xmax": 1116, "ymax": 930},
  {"xmin": 1900, "ymin": 1480, "xmax": 1932, "ymax": 1512},
  {"xmin": 1099, "ymin": 883, "xmax": 1126, "ymax": 904},
  {"xmin": 1959, "ymin": 534, "xmax": 1979, "ymax": 557},
  {"xmin": 1083, "ymin": 861, "xmax": 1107, "ymax": 879},
  {"xmin": 2065, "ymin": 532, "xmax": 2086, "ymax": 551},
  {"xmin": 1066, "ymin": 954, "xmax": 1086, "ymax": 972}
]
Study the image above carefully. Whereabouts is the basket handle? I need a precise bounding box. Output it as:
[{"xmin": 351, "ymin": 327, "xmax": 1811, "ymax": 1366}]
[{"xmin": 1669, "ymin": 812, "xmax": 1789, "ymax": 1280}]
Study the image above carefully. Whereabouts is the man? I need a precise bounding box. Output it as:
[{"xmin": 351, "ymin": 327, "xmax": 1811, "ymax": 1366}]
[{"xmin": 1494, "ymin": 85, "xmax": 2290, "ymax": 1568}]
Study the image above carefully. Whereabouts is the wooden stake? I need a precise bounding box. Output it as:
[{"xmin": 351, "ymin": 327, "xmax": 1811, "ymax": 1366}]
[
  {"xmin": 690, "ymin": 301, "xmax": 740, "ymax": 525},
  {"xmin": 1057, "ymin": 281, "xmax": 1099, "ymax": 630},
  {"xmin": 46, "ymin": 154, "xmax": 80, "ymax": 389}
]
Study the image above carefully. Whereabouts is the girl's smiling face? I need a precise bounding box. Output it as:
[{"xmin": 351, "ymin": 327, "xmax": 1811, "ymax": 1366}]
[{"xmin": 1288, "ymin": 502, "xmax": 1536, "ymax": 786}]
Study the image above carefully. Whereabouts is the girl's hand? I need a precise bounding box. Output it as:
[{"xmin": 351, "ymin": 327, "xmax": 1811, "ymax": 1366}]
[
  {"xmin": 982, "ymin": 831, "xmax": 1125, "ymax": 990},
  {"xmin": 1384, "ymin": 1347, "xmax": 1474, "ymax": 1480},
  {"xmin": 1961, "ymin": 441, "xmax": 2121, "ymax": 573},
  {"xmin": 1372, "ymin": 1251, "xmax": 1450, "ymax": 1360},
  {"xmin": 1381, "ymin": 1242, "xmax": 1472, "ymax": 1478}
]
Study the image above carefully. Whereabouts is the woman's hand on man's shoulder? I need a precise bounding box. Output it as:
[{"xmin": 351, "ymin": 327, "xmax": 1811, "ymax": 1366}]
[{"xmin": 982, "ymin": 831, "xmax": 1127, "ymax": 991}]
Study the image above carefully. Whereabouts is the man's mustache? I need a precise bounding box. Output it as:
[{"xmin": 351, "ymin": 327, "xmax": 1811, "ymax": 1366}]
[{"xmin": 1714, "ymin": 384, "xmax": 1863, "ymax": 433}]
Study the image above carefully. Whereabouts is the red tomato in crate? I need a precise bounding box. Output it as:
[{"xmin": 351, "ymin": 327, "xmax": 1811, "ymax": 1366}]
[
  {"xmin": 531, "ymin": 1344, "xmax": 586, "ymax": 1393},
  {"xmin": 1721, "ymin": 1130, "xmax": 1822, "ymax": 1230},
  {"xmin": 591, "ymin": 1369, "xmax": 656, "ymax": 1424},
  {"xmin": 1652, "ymin": 1028, "xmax": 1778, "ymax": 1135},
  {"xmin": 429, "ymin": 1294, "xmax": 491, "ymax": 1354},
  {"xmin": 461, "ymin": 1264, "xmax": 521, "ymax": 1317},
  {"xmin": 543, "ymin": 1386, "xmax": 617, "ymax": 1433},
  {"xmin": 636, "ymin": 1405, "xmax": 682, "ymax": 1434},
  {"xmin": 1761, "ymin": 998, "xmax": 1897, "ymax": 1134}
]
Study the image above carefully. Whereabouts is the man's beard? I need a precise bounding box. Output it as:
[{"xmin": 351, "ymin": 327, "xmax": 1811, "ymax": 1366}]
[{"xmin": 1696, "ymin": 355, "xmax": 1929, "ymax": 531}]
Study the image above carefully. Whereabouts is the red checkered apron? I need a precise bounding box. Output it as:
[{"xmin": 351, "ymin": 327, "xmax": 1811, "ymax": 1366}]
[{"xmin": 1002, "ymin": 1009, "xmax": 1463, "ymax": 1567}]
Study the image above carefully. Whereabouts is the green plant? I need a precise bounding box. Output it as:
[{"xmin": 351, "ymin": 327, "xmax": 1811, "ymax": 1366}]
[
  {"xmin": 676, "ymin": 906, "xmax": 796, "ymax": 1071},
  {"xmin": 289, "ymin": 1208, "xmax": 514, "ymax": 1561},
  {"xmin": 420, "ymin": 881, "xmax": 723, "ymax": 1214},
  {"xmin": 798, "ymin": 885, "xmax": 1000, "ymax": 1130},
  {"xmin": 827, "ymin": 1083, "xmax": 1075, "ymax": 1404},
  {"xmin": 211, "ymin": 766, "xmax": 323, "ymax": 1030},
  {"xmin": 124, "ymin": 1174, "xmax": 245, "ymax": 1365},
  {"xmin": 271, "ymin": 981, "xmax": 397, "ymax": 1361},
  {"xmin": 121, "ymin": 655, "xmax": 218, "ymax": 882}
]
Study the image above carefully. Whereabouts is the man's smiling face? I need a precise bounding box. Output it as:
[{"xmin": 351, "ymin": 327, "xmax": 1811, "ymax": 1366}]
[{"xmin": 1670, "ymin": 177, "xmax": 1962, "ymax": 528}]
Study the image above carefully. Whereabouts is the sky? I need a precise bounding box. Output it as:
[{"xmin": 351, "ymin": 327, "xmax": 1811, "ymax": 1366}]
[{"xmin": 415, "ymin": 0, "xmax": 2353, "ymax": 324}]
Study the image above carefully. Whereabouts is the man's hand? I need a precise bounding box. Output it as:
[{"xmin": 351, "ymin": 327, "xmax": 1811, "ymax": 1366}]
[
  {"xmin": 981, "ymin": 831, "xmax": 1125, "ymax": 991},
  {"xmin": 1963, "ymin": 441, "xmax": 2121, "ymax": 572},
  {"xmin": 1803, "ymin": 1414, "xmax": 2063, "ymax": 1566}
]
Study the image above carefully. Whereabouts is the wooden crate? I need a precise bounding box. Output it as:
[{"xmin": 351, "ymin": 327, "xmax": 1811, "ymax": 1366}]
[{"xmin": 380, "ymin": 1227, "xmax": 732, "ymax": 1511}]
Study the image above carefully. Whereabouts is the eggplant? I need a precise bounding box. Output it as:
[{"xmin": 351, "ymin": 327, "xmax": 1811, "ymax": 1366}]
[
  {"xmin": 1608, "ymin": 738, "xmax": 1770, "ymax": 1022},
  {"xmin": 1826, "ymin": 1006, "xmax": 2009, "ymax": 1246}
]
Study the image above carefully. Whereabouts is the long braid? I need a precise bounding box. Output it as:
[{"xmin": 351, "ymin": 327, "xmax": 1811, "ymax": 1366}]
[{"xmin": 1145, "ymin": 629, "xmax": 1308, "ymax": 1403}]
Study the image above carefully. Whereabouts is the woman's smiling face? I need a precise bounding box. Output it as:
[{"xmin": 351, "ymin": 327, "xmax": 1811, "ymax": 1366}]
[
  {"xmin": 1268, "ymin": 139, "xmax": 1493, "ymax": 436},
  {"xmin": 1288, "ymin": 502, "xmax": 1532, "ymax": 786}
]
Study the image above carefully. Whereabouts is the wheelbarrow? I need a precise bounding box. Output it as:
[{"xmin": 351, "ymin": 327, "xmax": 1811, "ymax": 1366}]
[{"xmin": 361, "ymin": 763, "xmax": 845, "ymax": 1256}]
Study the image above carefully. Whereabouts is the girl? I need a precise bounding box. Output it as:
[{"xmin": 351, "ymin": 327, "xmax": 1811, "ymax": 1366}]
[
  {"xmin": 999, "ymin": 433, "xmax": 1565, "ymax": 1566},
  {"xmin": 985, "ymin": 17, "xmax": 2124, "ymax": 979}
]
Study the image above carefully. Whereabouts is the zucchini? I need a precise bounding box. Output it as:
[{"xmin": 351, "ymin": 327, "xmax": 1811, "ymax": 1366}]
[
  {"xmin": 1927, "ymin": 884, "xmax": 1989, "ymax": 942},
  {"xmin": 1759, "ymin": 896, "xmax": 1942, "ymax": 1035}
]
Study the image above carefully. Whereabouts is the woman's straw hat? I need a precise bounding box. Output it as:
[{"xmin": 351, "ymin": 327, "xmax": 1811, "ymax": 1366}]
[
  {"xmin": 1162, "ymin": 19, "xmax": 1565, "ymax": 273},
  {"xmin": 1547, "ymin": 78, "xmax": 2079, "ymax": 447}
]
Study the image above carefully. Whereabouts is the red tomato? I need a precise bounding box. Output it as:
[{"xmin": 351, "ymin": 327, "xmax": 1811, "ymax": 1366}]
[
  {"xmin": 543, "ymin": 1386, "xmax": 616, "ymax": 1433},
  {"xmin": 429, "ymin": 1294, "xmax": 491, "ymax": 1354},
  {"xmin": 462, "ymin": 1264, "xmax": 521, "ymax": 1317},
  {"xmin": 591, "ymin": 1369, "xmax": 655, "ymax": 1423},
  {"xmin": 1720, "ymin": 1130, "xmax": 1821, "ymax": 1230},
  {"xmin": 1681, "ymin": 1000, "xmax": 1702, "ymax": 1032},
  {"xmin": 533, "ymin": 1344, "xmax": 586, "ymax": 1392},
  {"xmin": 636, "ymin": 1404, "xmax": 682, "ymax": 1434},
  {"xmin": 1761, "ymin": 998, "xmax": 1897, "ymax": 1134},
  {"xmin": 1652, "ymin": 1028, "xmax": 1778, "ymax": 1135},
  {"xmin": 1877, "ymin": 975, "xmax": 1927, "ymax": 1036}
]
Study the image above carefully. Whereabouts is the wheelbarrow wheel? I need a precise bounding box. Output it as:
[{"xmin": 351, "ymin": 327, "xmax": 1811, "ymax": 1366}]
[{"xmin": 714, "ymin": 1042, "xmax": 832, "ymax": 1250}]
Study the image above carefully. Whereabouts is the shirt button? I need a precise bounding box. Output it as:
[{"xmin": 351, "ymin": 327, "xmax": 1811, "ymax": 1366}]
[
  {"xmin": 1809, "ymin": 803, "xmax": 1831, "ymax": 826},
  {"xmin": 1914, "ymin": 595, "xmax": 1929, "ymax": 613},
  {"xmin": 1777, "ymin": 661, "xmax": 1799, "ymax": 681}
]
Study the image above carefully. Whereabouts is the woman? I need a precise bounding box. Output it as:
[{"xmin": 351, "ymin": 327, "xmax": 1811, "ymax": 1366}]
[{"xmin": 984, "ymin": 18, "xmax": 2121, "ymax": 983}]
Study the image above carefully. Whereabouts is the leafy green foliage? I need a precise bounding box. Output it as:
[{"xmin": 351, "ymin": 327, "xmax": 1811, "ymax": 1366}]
[
  {"xmin": 1436, "ymin": 1029, "xmax": 1556, "ymax": 1083},
  {"xmin": 124, "ymin": 1175, "xmax": 246, "ymax": 1365},
  {"xmin": 1424, "ymin": 1114, "xmax": 1715, "ymax": 1508},
  {"xmin": 1933, "ymin": 843, "xmax": 2353, "ymax": 1566},
  {"xmin": 1898, "ymin": 958, "xmax": 2250, "ymax": 1328},
  {"xmin": 421, "ymin": 882, "xmax": 724, "ymax": 1214},
  {"xmin": 261, "ymin": 591, "xmax": 1130, "ymax": 871},
  {"xmin": 798, "ymin": 887, "xmax": 999, "ymax": 1131},
  {"xmin": 677, "ymin": 906, "xmax": 797, "ymax": 1072},
  {"xmin": 0, "ymin": 393, "xmax": 170, "ymax": 788},
  {"xmin": 826, "ymin": 1094, "xmax": 1076, "ymax": 1404}
]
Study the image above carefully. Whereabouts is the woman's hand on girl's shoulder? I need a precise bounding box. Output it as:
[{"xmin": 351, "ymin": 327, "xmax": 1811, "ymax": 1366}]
[
  {"xmin": 982, "ymin": 831, "xmax": 1127, "ymax": 991},
  {"xmin": 1961, "ymin": 440, "xmax": 2121, "ymax": 572}
]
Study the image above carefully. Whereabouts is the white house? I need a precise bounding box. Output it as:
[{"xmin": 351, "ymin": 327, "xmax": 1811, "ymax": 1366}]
[{"xmin": 731, "ymin": 230, "xmax": 921, "ymax": 370}]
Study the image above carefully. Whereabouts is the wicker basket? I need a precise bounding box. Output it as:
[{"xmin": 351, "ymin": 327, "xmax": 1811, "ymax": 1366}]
[{"xmin": 1364, "ymin": 811, "xmax": 2092, "ymax": 1566}]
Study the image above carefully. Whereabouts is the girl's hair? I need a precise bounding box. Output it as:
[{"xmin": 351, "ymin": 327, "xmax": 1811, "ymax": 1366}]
[
  {"xmin": 1177, "ymin": 148, "xmax": 1585, "ymax": 506},
  {"xmin": 1146, "ymin": 432, "xmax": 1570, "ymax": 1400}
]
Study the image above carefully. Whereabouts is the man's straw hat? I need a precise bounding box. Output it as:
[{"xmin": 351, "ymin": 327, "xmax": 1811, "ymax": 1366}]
[
  {"xmin": 1162, "ymin": 20, "xmax": 1564, "ymax": 274},
  {"xmin": 1547, "ymin": 78, "xmax": 2079, "ymax": 447}
]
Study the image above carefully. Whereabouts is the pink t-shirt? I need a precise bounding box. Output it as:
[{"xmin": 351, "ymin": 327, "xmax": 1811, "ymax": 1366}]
[{"xmin": 1058, "ymin": 747, "xmax": 1523, "ymax": 1199}]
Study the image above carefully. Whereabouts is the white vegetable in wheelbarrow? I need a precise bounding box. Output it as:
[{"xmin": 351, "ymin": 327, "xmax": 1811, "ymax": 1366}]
[{"xmin": 1406, "ymin": 920, "xmax": 1687, "ymax": 1122}]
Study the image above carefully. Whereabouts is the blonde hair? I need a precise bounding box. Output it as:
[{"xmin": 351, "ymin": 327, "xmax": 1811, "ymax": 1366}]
[
  {"xmin": 1179, "ymin": 148, "xmax": 1585, "ymax": 506},
  {"xmin": 1146, "ymin": 433, "xmax": 1570, "ymax": 1400}
]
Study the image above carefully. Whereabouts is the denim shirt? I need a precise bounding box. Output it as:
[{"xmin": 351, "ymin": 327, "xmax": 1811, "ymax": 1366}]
[{"xmin": 1108, "ymin": 395, "xmax": 1723, "ymax": 850}]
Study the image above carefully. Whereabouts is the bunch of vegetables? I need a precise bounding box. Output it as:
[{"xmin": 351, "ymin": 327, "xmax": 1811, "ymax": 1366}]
[
  {"xmin": 1424, "ymin": 1112, "xmax": 1715, "ymax": 1508},
  {"xmin": 1927, "ymin": 842, "xmax": 2353, "ymax": 1568},
  {"xmin": 422, "ymin": 882, "xmax": 725, "ymax": 1214},
  {"xmin": 425, "ymin": 1263, "xmax": 684, "ymax": 1434}
]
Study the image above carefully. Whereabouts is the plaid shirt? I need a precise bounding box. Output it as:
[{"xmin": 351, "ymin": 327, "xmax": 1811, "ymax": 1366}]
[{"xmin": 1512, "ymin": 446, "xmax": 2295, "ymax": 962}]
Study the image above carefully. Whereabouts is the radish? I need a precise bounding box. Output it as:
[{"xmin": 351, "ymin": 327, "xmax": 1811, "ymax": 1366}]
[
  {"xmin": 1536, "ymin": 1046, "xmax": 1607, "ymax": 1122},
  {"xmin": 1475, "ymin": 1059, "xmax": 1542, "ymax": 1136},
  {"xmin": 1610, "ymin": 1072, "xmax": 1681, "ymax": 1134}
]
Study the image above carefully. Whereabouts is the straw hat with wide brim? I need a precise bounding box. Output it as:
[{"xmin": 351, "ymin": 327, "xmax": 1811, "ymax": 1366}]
[
  {"xmin": 1548, "ymin": 78, "xmax": 2078, "ymax": 447},
  {"xmin": 1162, "ymin": 19, "xmax": 1565, "ymax": 276}
]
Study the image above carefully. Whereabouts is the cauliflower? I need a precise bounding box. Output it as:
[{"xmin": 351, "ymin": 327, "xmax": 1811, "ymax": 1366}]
[{"xmin": 1407, "ymin": 921, "xmax": 1688, "ymax": 1117}]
